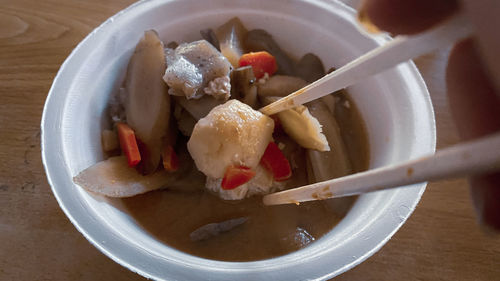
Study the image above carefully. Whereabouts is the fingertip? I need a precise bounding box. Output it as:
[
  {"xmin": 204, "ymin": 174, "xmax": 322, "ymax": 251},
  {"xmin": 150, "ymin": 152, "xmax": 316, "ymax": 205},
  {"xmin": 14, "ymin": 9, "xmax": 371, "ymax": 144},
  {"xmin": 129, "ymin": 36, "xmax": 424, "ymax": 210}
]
[
  {"xmin": 357, "ymin": 2, "xmax": 381, "ymax": 34},
  {"xmin": 470, "ymin": 174, "xmax": 500, "ymax": 232},
  {"xmin": 358, "ymin": 0, "xmax": 459, "ymax": 35}
]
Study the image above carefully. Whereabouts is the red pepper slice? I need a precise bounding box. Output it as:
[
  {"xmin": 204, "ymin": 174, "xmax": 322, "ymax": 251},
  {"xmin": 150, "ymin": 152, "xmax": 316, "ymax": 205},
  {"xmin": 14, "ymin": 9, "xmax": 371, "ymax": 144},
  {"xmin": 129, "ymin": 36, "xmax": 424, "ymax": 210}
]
[
  {"xmin": 238, "ymin": 51, "xmax": 277, "ymax": 79},
  {"xmin": 162, "ymin": 145, "xmax": 179, "ymax": 172},
  {"xmin": 116, "ymin": 122, "xmax": 141, "ymax": 167},
  {"xmin": 221, "ymin": 165, "xmax": 256, "ymax": 190},
  {"xmin": 260, "ymin": 142, "xmax": 292, "ymax": 181}
]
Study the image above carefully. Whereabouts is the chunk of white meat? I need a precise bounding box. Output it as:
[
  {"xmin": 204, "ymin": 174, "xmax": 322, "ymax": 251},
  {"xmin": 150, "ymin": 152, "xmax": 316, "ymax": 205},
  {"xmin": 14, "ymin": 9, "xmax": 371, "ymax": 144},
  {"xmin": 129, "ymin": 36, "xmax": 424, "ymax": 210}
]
[
  {"xmin": 187, "ymin": 99, "xmax": 274, "ymax": 179},
  {"xmin": 205, "ymin": 165, "xmax": 285, "ymax": 200},
  {"xmin": 163, "ymin": 40, "xmax": 232, "ymax": 100}
]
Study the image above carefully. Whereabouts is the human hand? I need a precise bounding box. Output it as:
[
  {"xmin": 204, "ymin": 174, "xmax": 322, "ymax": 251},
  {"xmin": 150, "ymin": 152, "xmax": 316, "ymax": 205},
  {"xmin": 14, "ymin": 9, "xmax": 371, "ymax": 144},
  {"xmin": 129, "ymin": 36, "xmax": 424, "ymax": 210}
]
[{"xmin": 358, "ymin": 0, "xmax": 500, "ymax": 231}]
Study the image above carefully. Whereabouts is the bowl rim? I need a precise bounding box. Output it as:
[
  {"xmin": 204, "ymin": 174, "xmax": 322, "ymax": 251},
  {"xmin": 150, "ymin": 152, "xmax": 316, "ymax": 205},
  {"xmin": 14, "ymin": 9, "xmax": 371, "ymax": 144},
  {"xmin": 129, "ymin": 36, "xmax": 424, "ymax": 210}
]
[{"xmin": 41, "ymin": 0, "xmax": 436, "ymax": 280}]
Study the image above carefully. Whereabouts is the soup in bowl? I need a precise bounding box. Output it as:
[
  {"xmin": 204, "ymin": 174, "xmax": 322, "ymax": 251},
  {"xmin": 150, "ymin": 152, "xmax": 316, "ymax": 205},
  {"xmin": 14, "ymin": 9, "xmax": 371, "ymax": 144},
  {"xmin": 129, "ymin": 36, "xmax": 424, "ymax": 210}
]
[{"xmin": 41, "ymin": 0, "xmax": 435, "ymax": 280}]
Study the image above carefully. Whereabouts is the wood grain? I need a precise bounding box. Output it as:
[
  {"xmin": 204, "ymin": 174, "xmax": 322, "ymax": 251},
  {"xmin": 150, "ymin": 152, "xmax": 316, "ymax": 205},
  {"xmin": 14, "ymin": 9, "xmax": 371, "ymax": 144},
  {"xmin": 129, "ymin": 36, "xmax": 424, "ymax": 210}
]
[{"xmin": 0, "ymin": 0, "xmax": 498, "ymax": 280}]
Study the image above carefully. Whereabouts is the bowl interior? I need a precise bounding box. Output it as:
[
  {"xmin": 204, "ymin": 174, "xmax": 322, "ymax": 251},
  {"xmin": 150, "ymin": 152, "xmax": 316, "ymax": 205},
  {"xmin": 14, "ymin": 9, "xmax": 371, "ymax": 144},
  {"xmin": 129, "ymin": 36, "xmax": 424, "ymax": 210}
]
[{"xmin": 42, "ymin": 0, "xmax": 435, "ymax": 280}]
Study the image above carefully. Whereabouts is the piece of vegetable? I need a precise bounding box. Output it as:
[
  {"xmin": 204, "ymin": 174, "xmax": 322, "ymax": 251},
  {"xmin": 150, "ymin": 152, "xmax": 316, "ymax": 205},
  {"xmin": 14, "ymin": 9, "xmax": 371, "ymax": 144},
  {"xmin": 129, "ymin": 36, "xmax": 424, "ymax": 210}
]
[
  {"xmin": 238, "ymin": 51, "xmax": 277, "ymax": 79},
  {"xmin": 262, "ymin": 97, "xmax": 329, "ymax": 151},
  {"xmin": 116, "ymin": 122, "xmax": 141, "ymax": 167},
  {"xmin": 278, "ymin": 105, "xmax": 330, "ymax": 152},
  {"xmin": 215, "ymin": 17, "xmax": 248, "ymax": 68},
  {"xmin": 260, "ymin": 142, "xmax": 292, "ymax": 181},
  {"xmin": 175, "ymin": 108, "xmax": 197, "ymax": 136},
  {"xmin": 221, "ymin": 166, "xmax": 256, "ymax": 190},
  {"xmin": 296, "ymin": 53, "xmax": 325, "ymax": 82},
  {"xmin": 190, "ymin": 217, "xmax": 248, "ymax": 241},
  {"xmin": 162, "ymin": 145, "xmax": 179, "ymax": 172},
  {"xmin": 257, "ymin": 75, "xmax": 308, "ymax": 97},
  {"xmin": 73, "ymin": 156, "xmax": 169, "ymax": 198},
  {"xmin": 245, "ymin": 29, "xmax": 296, "ymax": 76},
  {"xmin": 101, "ymin": 129, "xmax": 119, "ymax": 152},
  {"xmin": 73, "ymin": 145, "xmax": 206, "ymax": 197},
  {"xmin": 306, "ymin": 100, "xmax": 352, "ymax": 181},
  {"xmin": 230, "ymin": 66, "xmax": 258, "ymax": 108},
  {"xmin": 200, "ymin": 28, "xmax": 220, "ymax": 51},
  {"xmin": 273, "ymin": 135, "xmax": 309, "ymax": 189},
  {"xmin": 124, "ymin": 30, "xmax": 170, "ymax": 174},
  {"xmin": 173, "ymin": 95, "xmax": 225, "ymax": 120}
]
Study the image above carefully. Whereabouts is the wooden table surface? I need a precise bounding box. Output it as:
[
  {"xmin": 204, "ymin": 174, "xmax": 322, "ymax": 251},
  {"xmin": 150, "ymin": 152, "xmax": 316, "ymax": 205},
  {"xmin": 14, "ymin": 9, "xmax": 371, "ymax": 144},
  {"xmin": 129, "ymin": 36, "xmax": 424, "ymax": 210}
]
[{"xmin": 1, "ymin": 0, "xmax": 499, "ymax": 280}]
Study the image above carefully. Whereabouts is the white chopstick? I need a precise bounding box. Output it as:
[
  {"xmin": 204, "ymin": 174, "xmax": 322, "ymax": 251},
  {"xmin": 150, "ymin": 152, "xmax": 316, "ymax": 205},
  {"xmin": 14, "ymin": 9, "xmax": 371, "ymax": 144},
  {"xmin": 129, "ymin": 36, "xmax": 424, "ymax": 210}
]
[
  {"xmin": 263, "ymin": 133, "xmax": 500, "ymax": 206},
  {"xmin": 259, "ymin": 13, "xmax": 472, "ymax": 115}
]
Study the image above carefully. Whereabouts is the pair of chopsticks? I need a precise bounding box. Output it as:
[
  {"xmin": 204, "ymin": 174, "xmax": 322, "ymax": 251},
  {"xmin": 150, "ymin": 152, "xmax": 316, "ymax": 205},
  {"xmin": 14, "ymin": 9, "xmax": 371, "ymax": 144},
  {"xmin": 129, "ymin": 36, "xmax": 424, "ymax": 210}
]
[{"xmin": 261, "ymin": 14, "xmax": 500, "ymax": 206}]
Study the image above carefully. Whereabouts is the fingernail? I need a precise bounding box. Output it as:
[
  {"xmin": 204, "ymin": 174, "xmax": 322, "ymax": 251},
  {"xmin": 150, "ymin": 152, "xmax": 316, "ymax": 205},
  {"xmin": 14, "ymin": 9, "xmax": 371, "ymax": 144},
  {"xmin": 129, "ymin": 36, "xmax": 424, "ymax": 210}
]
[{"xmin": 357, "ymin": 1, "xmax": 381, "ymax": 34}]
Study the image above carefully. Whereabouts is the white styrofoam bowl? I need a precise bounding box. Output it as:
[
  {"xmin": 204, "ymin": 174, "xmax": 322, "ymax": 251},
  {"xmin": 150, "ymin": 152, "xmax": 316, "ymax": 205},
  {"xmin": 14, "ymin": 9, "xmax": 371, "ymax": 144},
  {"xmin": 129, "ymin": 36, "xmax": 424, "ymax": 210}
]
[{"xmin": 41, "ymin": 0, "xmax": 435, "ymax": 280}]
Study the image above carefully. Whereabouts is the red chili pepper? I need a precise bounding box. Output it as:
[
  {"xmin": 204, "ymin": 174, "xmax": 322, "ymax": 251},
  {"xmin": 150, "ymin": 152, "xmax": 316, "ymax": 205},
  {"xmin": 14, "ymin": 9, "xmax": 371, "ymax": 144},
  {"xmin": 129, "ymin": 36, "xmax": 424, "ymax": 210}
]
[
  {"xmin": 260, "ymin": 142, "xmax": 292, "ymax": 181},
  {"xmin": 238, "ymin": 51, "xmax": 277, "ymax": 79},
  {"xmin": 162, "ymin": 145, "xmax": 179, "ymax": 172},
  {"xmin": 221, "ymin": 165, "xmax": 256, "ymax": 190},
  {"xmin": 116, "ymin": 122, "xmax": 141, "ymax": 167}
]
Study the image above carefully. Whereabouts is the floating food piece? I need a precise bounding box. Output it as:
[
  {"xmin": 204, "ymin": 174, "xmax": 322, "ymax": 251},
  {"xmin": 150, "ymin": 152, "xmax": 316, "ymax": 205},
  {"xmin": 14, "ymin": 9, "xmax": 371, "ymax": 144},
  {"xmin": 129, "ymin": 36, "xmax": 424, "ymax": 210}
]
[
  {"xmin": 190, "ymin": 217, "xmax": 248, "ymax": 242},
  {"xmin": 187, "ymin": 99, "xmax": 274, "ymax": 179},
  {"xmin": 124, "ymin": 30, "xmax": 170, "ymax": 174},
  {"xmin": 163, "ymin": 40, "xmax": 232, "ymax": 100},
  {"xmin": 216, "ymin": 17, "xmax": 248, "ymax": 68}
]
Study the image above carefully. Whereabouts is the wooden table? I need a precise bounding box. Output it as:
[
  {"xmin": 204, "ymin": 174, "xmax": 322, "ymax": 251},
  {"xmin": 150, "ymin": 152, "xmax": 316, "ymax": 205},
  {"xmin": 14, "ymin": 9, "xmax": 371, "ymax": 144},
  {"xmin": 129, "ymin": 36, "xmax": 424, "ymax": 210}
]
[{"xmin": 1, "ymin": 0, "xmax": 498, "ymax": 280}]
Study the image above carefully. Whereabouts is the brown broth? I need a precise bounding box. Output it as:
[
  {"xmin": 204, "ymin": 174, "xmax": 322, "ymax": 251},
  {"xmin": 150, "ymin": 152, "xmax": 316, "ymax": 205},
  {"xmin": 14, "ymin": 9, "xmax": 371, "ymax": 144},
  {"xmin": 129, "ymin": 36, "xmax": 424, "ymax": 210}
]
[{"xmin": 121, "ymin": 92, "xmax": 369, "ymax": 261}]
